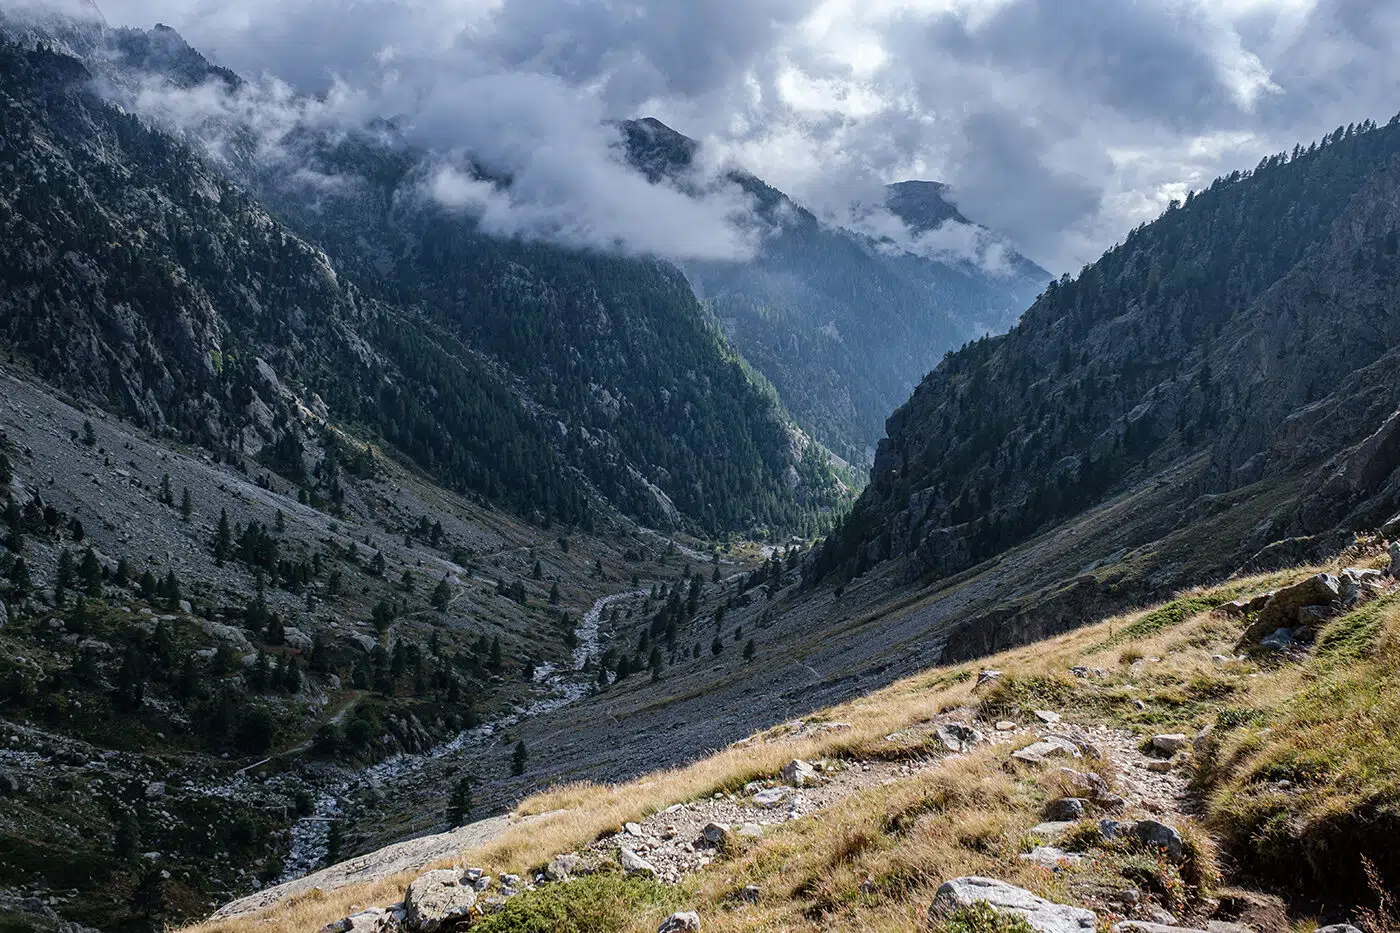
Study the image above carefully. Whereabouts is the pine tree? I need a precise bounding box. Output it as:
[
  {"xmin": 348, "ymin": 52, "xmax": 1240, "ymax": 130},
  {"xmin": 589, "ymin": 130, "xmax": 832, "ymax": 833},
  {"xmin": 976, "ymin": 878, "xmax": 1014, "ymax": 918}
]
[
  {"xmin": 163, "ymin": 570, "xmax": 181, "ymax": 609},
  {"xmin": 511, "ymin": 740, "xmax": 527, "ymax": 776},
  {"xmin": 214, "ymin": 508, "xmax": 232, "ymax": 565},
  {"xmin": 7, "ymin": 555, "xmax": 29, "ymax": 600},
  {"xmin": 532, "ymin": 559, "xmax": 543, "ymax": 580},
  {"xmin": 401, "ymin": 569, "xmax": 415, "ymax": 592},
  {"xmin": 81, "ymin": 419, "xmax": 96, "ymax": 447},
  {"xmin": 743, "ymin": 638, "xmax": 756, "ymax": 662},
  {"xmin": 180, "ymin": 488, "xmax": 193, "ymax": 520},
  {"xmin": 549, "ymin": 582, "xmax": 560, "ymax": 605},
  {"xmin": 447, "ymin": 776, "xmax": 474, "ymax": 827},
  {"xmin": 79, "ymin": 547, "xmax": 102, "ymax": 598},
  {"xmin": 710, "ymin": 636, "xmax": 723, "ymax": 656},
  {"xmin": 432, "ymin": 577, "xmax": 451, "ymax": 611},
  {"xmin": 54, "ymin": 548, "xmax": 74, "ymax": 604},
  {"xmin": 489, "ymin": 636, "xmax": 503, "ymax": 671},
  {"xmin": 158, "ymin": 472, "xmax": 173, "ymax": 506},
  {"xmin": 649, "ymin": 646, "xmax": 663, "ymax": 682}
]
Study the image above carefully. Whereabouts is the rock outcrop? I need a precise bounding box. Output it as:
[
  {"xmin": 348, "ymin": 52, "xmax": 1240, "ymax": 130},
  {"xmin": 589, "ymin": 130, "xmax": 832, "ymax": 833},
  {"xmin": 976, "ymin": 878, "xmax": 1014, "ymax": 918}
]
[{"xmin": 931, "ymin": 876, "xmax": 1098, "ymax": 933}]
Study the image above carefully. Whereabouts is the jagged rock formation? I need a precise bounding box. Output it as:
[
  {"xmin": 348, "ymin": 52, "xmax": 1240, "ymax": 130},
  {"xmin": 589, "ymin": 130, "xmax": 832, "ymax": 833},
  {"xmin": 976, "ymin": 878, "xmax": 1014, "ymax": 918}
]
[{"xmin": 815, "ymin": 117, "xmax": 1400, "ymax": 596}]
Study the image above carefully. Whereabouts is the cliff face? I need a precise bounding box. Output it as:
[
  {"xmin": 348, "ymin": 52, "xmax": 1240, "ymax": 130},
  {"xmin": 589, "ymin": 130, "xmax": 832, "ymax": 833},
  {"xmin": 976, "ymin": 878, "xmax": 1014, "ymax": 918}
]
[{"xmin": 815, "ymin": 119, "xmax": 1400, "ymax": 592}]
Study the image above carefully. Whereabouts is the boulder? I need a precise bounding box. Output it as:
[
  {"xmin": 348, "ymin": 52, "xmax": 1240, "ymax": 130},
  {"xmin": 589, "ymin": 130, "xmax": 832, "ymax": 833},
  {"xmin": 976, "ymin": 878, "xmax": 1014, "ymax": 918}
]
[
  {"xmin": 738, "ymin": 823, "xmax": 763, "ymax": 838},
  {"xmin": 1150, "ymin": 734, "xmax": 1188, "ymax": 756},
  {"xmin": 1389, "ymin": 541, "xmax": 1400, "ymax": 577},
  {"xmin": 1114, "ymin": 924, "xmax": 1207, "ymax": 933},
  {"xmin": 624, "ymin": 821, "xmax": 644, "ymax": 836},
  {"xmin": 544, "ymin": 854, "xmax": 581, "ymax": 882},
  {"xmin": 1240, "ymin": 574, "xmax": 1340, "ymax": 645},
  {"xmin": 0, "ymin": 770, "xmax": 20, "ymax": 796},
  {"xmin": 657, "ymin": 912, "xmax": 700, "ymax": 932},
  {"xmin": 619, "ymin": 848, "xmax": 657, "ymax": 877},
  {"xmin": 934, "ymin": 723, "xmax": 986, "ymax": 752},
  {"xmin": 321, "ymin": 907, "xmax": 400, "ymax": 933},
  {"xmin": 1045, "ymin": 798, "xmax": 1087, "ymax": 821},
  {"xmin": 701, "ymin": 822, "xmax": 729, "ymax": 845},
  {"xmin": 996, "ymin": 721, "xmax": 1017, "ymax": 731},
  {"xmin": 1259, "ymin": 628, "xmax": 1295, "ymax": 652},
  {"xmin": 931, "ymin": 876, "xmax": 1097, "ymax": 933},
  {"xmin": 1314, "ymin": 926, "xmax": 1363, "ymax": 933},
  {"xmin": 781, "ymin": 759, "xmax": 818, "ymax": 787},
  {"xmin": 1034, "ymin": 710, "xmax": 1062, "ymax": 724},
  {"xmin": 283, "ymin": 626, "xmax": 315, "ymax": 652},
  {"xmin": 975, "ymin": 670, "xmax": 1003, "ymax": 689},
  {"xmin": 1099, "ymin": 819, "xmax": 1185, "ymax": 861},
  {"xmin": 404, "ymin": 870, "xmax": 476, "ymax": 932},
  {"xmin": 1012, "ymin": 737, "xmax": 1082, "ymax": 764}
]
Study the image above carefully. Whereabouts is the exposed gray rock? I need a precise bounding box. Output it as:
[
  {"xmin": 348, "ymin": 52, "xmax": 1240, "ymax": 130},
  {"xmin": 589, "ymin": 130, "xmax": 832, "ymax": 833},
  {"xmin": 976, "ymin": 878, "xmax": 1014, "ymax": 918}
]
[
  {"xmin": 1114, "ymin": 924, "xmax": 1207, "ymax": 933},
  {"xmin": 1150, "ymin": 734, "xmax": 1188, "ymax": 755},
  {"xmin": 781, "ymin": 759, "xmax": 818, "ymax": 786},
  {"xmin": 321, "ymin": 906, "xmax": 400, "ymax": 933},
  {"xmin": 740, "ymin": 885, "xmax": 761, "ymax": 903},
  {"xmin": 1031, "ymin": 821, "xmax": 1076, "ymax": 839},
  {"xmin": 1389, "ymin": 541, "xmax": 1400, "ymax": 577},
  {"xmin": 1314, "ymin": 925, "xmax": 1363, "ymax": 933},
  {"xmin": 931, "ymin": 876, "xmax": 1097, "ymax": 933},
  {"xmin": 657, "ymin": 911, "xmax": 700, "ymax": 932},
  {"xmin": 934, "ymin": 723, "xmax": 986, "ymax": 752},
  {"xmin": 1034, "ymin": 710, "xmax": 1062, "ymax": 724},
  {"xmin": 701, "ymin": 822, "xmax": 729, "ymax": 845},
  {"xmin": 1019, "ymin": 846, "xmax": 1084, "ymax": 868},
  {"xmin": 752, "ymin": 787, "xmax": 788, "ymax": 808},
  {"xmin": 1099, "ymin": 819, "xmax": 1185, "ymax": 861},
  {"xmin": 976, "ymin": 670, "xmax": 1003, "ymax": 688},
  {"xmin": 1044, "ymin": 798, "xmax": 1087, "ymax": 821},
  {"xmin": 403, "ymin": 870, "xmax": 476, "ymax": 932},
  {"xmin": 1259, "ymin": 628, "xmax": 1295, "ymax": 651},
  {"xmin": 738, "ymin": 823, "xmax": 763, "ymax": 838},
  {"xmin": 619, "ymin": 847, "xmax": 657, "ymax": 876},
  {"xmin": 1241, "ymin": 574, "xmax": 1340, "ymax": 645},
  {"xmin": 545, "ymin": 854, "xmax": 581, "ymax": 882},
  {"xmin": 1012, "ymin": 736, "xmax": 1082, "ymax": 764}
]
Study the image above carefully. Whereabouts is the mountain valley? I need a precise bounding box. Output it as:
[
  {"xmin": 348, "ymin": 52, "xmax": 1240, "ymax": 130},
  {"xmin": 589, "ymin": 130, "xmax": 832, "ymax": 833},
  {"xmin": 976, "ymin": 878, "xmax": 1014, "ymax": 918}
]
[{"xmin": 2, "ymin": 4, "xmax": 1400, "ymax": 933}]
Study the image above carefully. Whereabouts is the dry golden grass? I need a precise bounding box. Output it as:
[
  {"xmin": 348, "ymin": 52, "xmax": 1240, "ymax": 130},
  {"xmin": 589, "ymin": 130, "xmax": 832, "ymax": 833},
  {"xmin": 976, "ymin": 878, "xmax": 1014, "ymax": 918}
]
[{"xmin": 185, "ymin": 556, "xmax": 1400, "ymax": 933}]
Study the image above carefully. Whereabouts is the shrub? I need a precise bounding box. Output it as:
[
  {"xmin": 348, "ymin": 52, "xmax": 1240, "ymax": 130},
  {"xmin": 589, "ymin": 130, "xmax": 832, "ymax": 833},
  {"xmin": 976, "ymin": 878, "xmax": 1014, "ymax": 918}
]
[{"xmin": 470, "ymin": 874, "xmax": 679, "ymax": 933}]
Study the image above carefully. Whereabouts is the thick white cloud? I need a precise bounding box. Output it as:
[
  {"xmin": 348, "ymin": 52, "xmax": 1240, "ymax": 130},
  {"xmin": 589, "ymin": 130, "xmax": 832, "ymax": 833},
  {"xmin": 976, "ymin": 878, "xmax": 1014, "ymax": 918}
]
[{"xmin": 45, "ymin": 0, "xmax": 1400, "ymax": 271}]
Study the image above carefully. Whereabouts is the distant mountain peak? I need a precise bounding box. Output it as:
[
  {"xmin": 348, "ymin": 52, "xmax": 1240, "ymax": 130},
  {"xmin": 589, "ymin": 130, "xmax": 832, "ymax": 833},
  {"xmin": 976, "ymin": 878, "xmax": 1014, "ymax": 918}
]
[{"xmin": 884, "ymin": 179, "xmax": 971, "ymax": 232}]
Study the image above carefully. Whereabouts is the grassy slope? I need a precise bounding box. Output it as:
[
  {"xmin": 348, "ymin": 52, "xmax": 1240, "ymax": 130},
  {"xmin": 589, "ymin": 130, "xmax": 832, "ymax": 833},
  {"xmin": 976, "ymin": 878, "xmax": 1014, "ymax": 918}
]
[{"xmin": 186, "ymin": 543, "xmax": 1400, "ymax": 933}]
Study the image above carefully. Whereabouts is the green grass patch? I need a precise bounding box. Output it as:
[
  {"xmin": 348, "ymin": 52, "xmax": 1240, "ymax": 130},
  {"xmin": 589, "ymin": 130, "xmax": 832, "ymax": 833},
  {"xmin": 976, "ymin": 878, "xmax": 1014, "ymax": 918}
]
[
  {"xmin": 1313, "ymin": 593, "xmax": 1400, "ymax": 668},
  {"xmin": 470, "ymin": 874, "xmax": 681, "ymax": 933},
  {"xmin": 1098, "ymin": 590, "xmax": 1239, "ymax": 648},
  {"xmin": 976, "ymin": 673, "xmax": 1077, "ymax": 722}
]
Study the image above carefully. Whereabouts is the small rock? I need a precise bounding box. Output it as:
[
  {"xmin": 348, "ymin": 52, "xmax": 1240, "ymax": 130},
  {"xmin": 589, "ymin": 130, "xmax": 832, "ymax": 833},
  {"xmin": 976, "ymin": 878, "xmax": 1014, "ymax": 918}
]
[
  {"xmin": 143, "ymin": 781, "xmax": 165, "ymax": 799},
  {"xmin": 975, "ymin": 670, "xmax": 1003, "ymax": 689},
  {"xmin": 1099, "ymin": 819, "xmax": 1185, "ymax": 861},
  {"xmin": 1146, "ymin": 760, "xmax": 1175, "ymax": 774},
  {"xmin": 1034, "ymin": 710, "xmax": 1063, "ymax": 725},
  {"xmin": 619, "ymin": 848, "xmax": 657, "ymax": 877},
  {"xmin": 657, "ymin": 911, "xmax": 700, "ymax": 932},
  {"xmin": 1044, "ymin": 798, "xmax": 1087, "ymax": 821},
  {"xmin": 500, "ymin": 873, "xmax": 520, "ymax": 887},
  {"xmin": 1114, "ymin": 924, "xmax": 1206, "ymax": 933},
  {"xmin": 624, "ymin": 821, "xmax": 644, "ymax": 837},
  {"xmin": 738, "ymin": 823, "xmax": 763, "ymax": 838},
  {"xmin": 752, "ymin": 787, "xmax": 788, "ymax": 808},
  {"xmin": 1070, "ymin": 666, "xmax": 1090, "ymax": 678},
  {"xmin": 1150, "ymin": 734, "xmax": 1188, "ymax": 756},
  {"xmin": 934, "ymin": 723, "xmax": 986, "ymax": 752},
  {"xmin": 1259, "ymin": 628, "xmax": 1295, "ymax": 652},
  {"xmin": 1030, "ymin": 821, "xmax": 1076, "ymax": 839},
  {"xmin": 1133, "ymin": 699, "xmax": 1148, "ymax": 711},
  {"xmin": 701, "ymin": 822, "xmax": 729, "ymax": 845},
  {"xmin": 1012, "ymin": 736, "xmax": 1082, "ymax": 764},
  {"xmin": 931, "ymin": 876, "xmax": 1097, "ymax": 933},
  {"xmin": 740, "ymin": 884, "xmax": 761, "ymax": 903},
  {"xmin": 996, "ymin": 721, "xmax": 1017, "ymax": 731},
  {"xmin": 1314, "ymin": 926, "xmax": 1364, "ymax": 933},
  {"xmin": 1020, "ymin": 846, "xmax": 1084, "ymax": 868},
  {"xmin": 404, "ymin": 870, "xmax": 476, "ymax": 933},
  {"xmin": 545, "ymin": 854, "xmax": 581, "ymax": 882},
  {"xmin": 781, "ymin": 759, "xmax": 818, "ymax": 787},
  {"xmin": 320, "ymin": 907, "xmax": 394, "ymax": 933}
]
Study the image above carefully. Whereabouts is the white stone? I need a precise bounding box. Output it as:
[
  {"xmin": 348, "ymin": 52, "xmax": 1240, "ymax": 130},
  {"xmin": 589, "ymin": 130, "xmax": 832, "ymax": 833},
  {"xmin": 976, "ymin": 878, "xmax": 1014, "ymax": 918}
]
[{"xmin": 932, "ymin": 877, "xmax": 1096, "ymax": 933}]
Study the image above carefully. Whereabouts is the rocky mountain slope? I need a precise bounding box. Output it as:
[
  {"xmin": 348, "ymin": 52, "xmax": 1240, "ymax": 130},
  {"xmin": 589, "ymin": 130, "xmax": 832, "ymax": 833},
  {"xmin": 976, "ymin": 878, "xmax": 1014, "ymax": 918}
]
[
  {"xmin": 815, "ymin": 116, "xmax": 1400, "ymax": 601},
  {"xmin": 0, "ymin": 15, "xmax": 847, "ymax": 541},
  {"xmin": 620, "ymin": 118, "xmax": 1048, "ymax": 466}
]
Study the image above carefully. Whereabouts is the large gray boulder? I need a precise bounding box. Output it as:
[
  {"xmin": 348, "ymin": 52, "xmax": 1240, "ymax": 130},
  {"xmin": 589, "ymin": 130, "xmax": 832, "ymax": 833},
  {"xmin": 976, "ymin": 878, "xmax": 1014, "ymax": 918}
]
[
  {"xmin": 1240, "ymin": 574, "xmax": 1340, "ymax": 645},
  {"xmin": 781, "ymin": 759, "xmax": 818, "ymax": 786},
  {"xmin": 931, "ymin": 877, "xmax": 1097, "ymax": 933},
  {"xmin": 403, "ymin": 870, "xmax": 476, "ymax": 932},
  {"xmin": 1114, "ymin": 924, "xmax": 1208, "ymax": 933},
  {"xmin": 657, "ymin": 912, "xmax": 701, "ymax": 932}
]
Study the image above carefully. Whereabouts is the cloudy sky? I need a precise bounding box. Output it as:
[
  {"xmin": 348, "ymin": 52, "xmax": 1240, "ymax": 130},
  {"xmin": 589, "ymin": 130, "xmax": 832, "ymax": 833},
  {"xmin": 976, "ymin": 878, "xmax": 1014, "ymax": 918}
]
[{"xmin": 70, "ymin": 0, "xmax": 1400, "ymax": 272}]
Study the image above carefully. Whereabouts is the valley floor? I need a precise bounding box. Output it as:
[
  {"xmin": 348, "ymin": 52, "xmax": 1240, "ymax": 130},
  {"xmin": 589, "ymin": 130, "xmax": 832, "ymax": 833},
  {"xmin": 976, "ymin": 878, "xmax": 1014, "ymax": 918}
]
[{"xmin": 189, "ymin": 541, "xmax": 1400, "ymax": 933}]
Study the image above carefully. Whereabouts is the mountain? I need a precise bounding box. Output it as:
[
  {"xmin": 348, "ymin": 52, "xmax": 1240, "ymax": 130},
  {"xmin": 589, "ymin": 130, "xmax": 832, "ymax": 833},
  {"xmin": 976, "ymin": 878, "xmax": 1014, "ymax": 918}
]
[
  {"xmin": 0, "ymin": 23, "xmax": 847, "ymax": 540},
  {"xmin": 620, "ymin": 118, "xmax": 1048, "ymax": 466},
  {"xmin": 814, "ymin": 116, "xmax": 1400, "ymax": 602}
]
